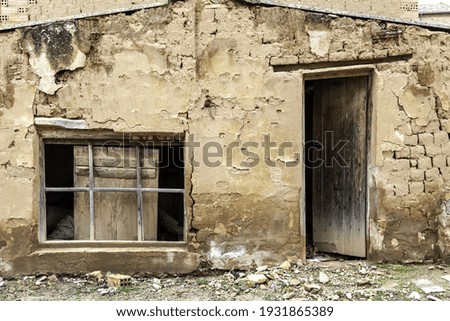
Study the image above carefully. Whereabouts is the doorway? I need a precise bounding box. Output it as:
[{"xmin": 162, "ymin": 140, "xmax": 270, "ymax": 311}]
[{"xmin": 304, "ymin": 75, "xmax": 369, "ymax": 258}]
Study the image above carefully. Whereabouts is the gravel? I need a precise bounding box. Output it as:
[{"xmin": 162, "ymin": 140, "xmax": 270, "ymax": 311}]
[{"xmin": 0, "ymin": 260, "xmax": 449, "ymax": 301}]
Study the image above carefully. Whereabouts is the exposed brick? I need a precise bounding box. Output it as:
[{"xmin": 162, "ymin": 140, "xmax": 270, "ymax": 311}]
[
  {"xmin": 409, "ymin": 181, "xmax": 424, "ymax": 194},
  {"xmin": 441, "ymin": 167, "xmax": 450, "ymax": 181},
  {"xmin": 395, "ymin": 147, "xmax": 410, "ymax": 159},
  {"xmin": 418, "ymin": 157, "xmax": 432, "ymax": 170},
  {"xmin": 418, "ymin": 133, "xmax": 434, "ymax": 146},
  {"xmin": 410, "ymin": 145, "xmax": 425, "ymax": 159},
  {"xmin": 396, "ymin": 159, "xmax": 410, "ymax": 171},
  {"xmin": 434, "ymin": 131, "xmax": 449, "ymax": 147},
  {"xmin": 432, "ymin": 155, "xmax": 447, "ymax": 169},
  {"xmin": 425, "ymin": 181, "xmax": 439, "ymax": 193},
  {"xmin": 410, "ymin": 169, "xmax": 424, "ymax": 181},
  {"xmin": 425, "ymin": 167, "xmax": 440, "ymax": 181},
  {"xmin": 424, "ymin": 144, "xmax": 441, "ymax": 157},
  {"xmin": 398, "ymin": 123, "xmax": 412, "ymax": 136},
  {"xmin": 404, "ymin": 135, "xmax": 418, "ymax": 146}
]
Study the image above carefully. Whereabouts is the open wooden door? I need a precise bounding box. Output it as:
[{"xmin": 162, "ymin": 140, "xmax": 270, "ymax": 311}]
[{"xmin": 311, "ymin": 76, "xmax": 368, "ymax": 258}]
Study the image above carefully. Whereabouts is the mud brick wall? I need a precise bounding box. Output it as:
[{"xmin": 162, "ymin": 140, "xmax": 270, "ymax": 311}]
[{"xmin": 0, "ymin": 0, "xmax": 449, "ymax": 275}]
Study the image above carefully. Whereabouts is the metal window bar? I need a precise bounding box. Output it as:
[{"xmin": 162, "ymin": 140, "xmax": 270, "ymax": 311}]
[
  {"xmin": 88, "ymin": 142, "xmax": 95, "ymax": 240},
  {"xmin": 44, "ymin": 187, "xmax": 184, "ymax": 193},
  {"xmin": 136, "ymin": 146, "xmax": 144, "ymax": 241}
]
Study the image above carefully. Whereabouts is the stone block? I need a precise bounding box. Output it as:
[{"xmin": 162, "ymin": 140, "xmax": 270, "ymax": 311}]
[
  {"xmin": 425, "ymin": 168, "xmax": 440, "ymax": 182},
  {"xmin": 410, "ymin": 146, "xmax": 425, "ymax": 159},
  {"xmin": 425, "ymin": 181, "xmax": 439, "ymax": 193},
  {"xmin": 425, "ymin": 145, "xmax": 441, "ymax": 157},
  {"xmin": 419, "ymin": 133, "xmax": 434, "ymax": 146},
  {"xmin": 433, "ymin": 155, "xmax": 447, "ymax": 169},
  {"xmin": 409, "ymin": 182, "xmax": 424, "ymax": 194},
  {"xmin": 410, "ymin": 169, "xmax": 424, "ymax": 181},
  {"xmin": 395, "ymin": 147, "xmax": 410, "ymax": 159},
  {"xmin": 418, "ymin": 157, "xmax": 432, "ymax": 170},
  {"xmin": 404, "ymin": 134, "xmax": 418, "ymax": 146},
  {"xmin": 396, "ymin": 159, "xmax": 410, "ymax": 171},
  {"xmin": 434, "ymin": 131, "xmax": 449, "ymax": 147}
]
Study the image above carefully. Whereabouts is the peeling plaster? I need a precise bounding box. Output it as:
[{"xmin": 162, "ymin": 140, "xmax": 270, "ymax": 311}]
[{"xmin": 21, "ymin": 21, "xmax": 90, "ymax": 95}]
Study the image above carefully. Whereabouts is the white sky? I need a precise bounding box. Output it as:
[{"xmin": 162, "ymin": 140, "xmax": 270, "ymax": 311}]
[{"xmin": 419, "ymin": 0, "xmax": 450, "ymax": 4}]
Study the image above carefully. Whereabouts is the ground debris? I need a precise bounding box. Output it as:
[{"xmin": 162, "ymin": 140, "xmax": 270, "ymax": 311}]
[{"xmin": 0, "ymin": 261, "xmax": 448, "ymax": 301}]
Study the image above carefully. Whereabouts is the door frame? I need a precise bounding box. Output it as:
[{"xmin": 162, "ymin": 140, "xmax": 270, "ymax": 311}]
[{"xmin": 301, "ymin": 66, "xmax": 375, "ymax": 260}]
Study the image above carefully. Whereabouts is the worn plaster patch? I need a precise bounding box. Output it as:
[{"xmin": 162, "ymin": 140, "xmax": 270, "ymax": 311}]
[
  {"xmin": 399, "ymin": 84, "xmax": 433, "ymax": 127},
  {"xmin": 307, "ymin": 30, "xmax": 331, "ymax": 57},
  {"xmin": 21, "ymin": 21, "xmax": 90, "ymax": 95}
]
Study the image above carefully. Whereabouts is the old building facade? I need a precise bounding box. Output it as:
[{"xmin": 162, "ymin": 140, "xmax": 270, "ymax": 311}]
[{"xmin": 0, "ymin": 0, "xmax": 449, "ymax": 275}]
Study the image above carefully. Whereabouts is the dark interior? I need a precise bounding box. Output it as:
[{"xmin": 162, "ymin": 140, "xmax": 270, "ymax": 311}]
[{"xmin": 44, "ymin": 142, "xmax": 184, "ymax": 241}]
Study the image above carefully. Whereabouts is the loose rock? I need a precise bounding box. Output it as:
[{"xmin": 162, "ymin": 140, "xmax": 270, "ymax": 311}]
[
  {"xmin": 280, "ymin": 261, "xmax": 291, "ymax": 270},
  {"xmin": 319, "ymin": 272, "xmax": 330, "ymax": 284},
  {"xmin": 247, "ymin": 274, "xmax": 268, "ymax": 284},
  {"xmin": 407, "ymin": 291, "xmax": 421, "ymax": 300},
  {"xmin": 86, "ymin": 271, "xmax": 103, "ymax": 283},
  {"xmin": 304, "ymin": 283, "xmax": 321, "ymax": 294},
  {"xmin": 289, "ymin": 278, "xmax": 301, "ymax": 286},
  {"xmin": 48, "ymin": 275, "xmax": 59, "ymax": 283}
]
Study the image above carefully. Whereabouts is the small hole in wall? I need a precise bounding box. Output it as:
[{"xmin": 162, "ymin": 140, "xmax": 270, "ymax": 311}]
[{"xmin": 276, "ymin": 109, "xmax": 282, "ymax": 113}]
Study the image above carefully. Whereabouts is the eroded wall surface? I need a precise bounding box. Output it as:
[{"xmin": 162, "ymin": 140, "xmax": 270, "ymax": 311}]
[{"xmin": 1, "ymin": 0, "xmax": 450, "ymax": 275}]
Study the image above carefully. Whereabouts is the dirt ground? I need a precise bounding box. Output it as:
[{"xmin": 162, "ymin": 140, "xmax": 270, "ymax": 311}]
[{"xmin": 1, "ymin": 257, "xmax": 449, "ymax": 301}]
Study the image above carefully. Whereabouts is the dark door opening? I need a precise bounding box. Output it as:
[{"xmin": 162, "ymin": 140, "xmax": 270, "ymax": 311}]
[{"xmin": 305, "ymin": 76, "xmax": 369, "ymax": 258}]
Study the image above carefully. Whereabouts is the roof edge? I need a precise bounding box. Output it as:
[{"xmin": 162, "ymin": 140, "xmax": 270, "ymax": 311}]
[
  {"xmin": 0, "ymin": 0, "xmax": 169, "ymax": 32},
  {"xmin": 241, "ymin": 0, "xmax": 450, "ymax": 32},
  {"xmin": 1, "ymin": 0, "xmax": 449, "ymax": 33}
]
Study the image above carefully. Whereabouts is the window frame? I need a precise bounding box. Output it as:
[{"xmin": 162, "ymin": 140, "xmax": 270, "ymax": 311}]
[{"xmin": 39, "ymin": 136, "xmax": 187, "ymax": 246}]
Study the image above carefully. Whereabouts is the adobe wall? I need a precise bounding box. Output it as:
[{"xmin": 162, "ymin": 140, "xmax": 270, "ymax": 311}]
[{"xmin": 0, "ymin": 0, "xmax": 449, "ymax": 275}]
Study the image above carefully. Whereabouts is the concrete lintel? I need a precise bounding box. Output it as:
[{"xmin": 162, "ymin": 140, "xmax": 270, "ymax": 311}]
[{"xmin": 35, "ymin": 117, "xmax": 88, "ymax": 130}]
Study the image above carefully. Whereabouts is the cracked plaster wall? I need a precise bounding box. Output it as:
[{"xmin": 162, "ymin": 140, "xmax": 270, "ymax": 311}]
[{"xmin": 1, "ymin": 0, "xmax": 450, "ymax": 275}]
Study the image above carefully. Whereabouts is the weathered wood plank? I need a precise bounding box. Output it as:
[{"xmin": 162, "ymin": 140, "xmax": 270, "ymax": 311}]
[{"xmin": 312, "ymin": 76, "xmax": 368, "ymax": 258}]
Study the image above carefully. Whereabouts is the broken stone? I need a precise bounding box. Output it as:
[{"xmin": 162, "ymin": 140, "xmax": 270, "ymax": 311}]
[
  {"xmin": 357, "ymin": 279, "xmax": 371, "ymax": 286},
  {"xmin": 35, "ymin": 276, "xmax": 47, "ymax": 285},
  {"xmin": 247, "ymin": 274, "xmax": 268, "ymax": 284},
  {"xmin": 280, "ymin": 261, "xmax": 291, "ymax": 270},
  {"xmin": 47, "ymin": 275, "xmax": 59, "ymax": 283},
  {"xmin": 441, "ymin": 275, "xmax": 450, "ymax": 282},
  {"xmin": 413, "ymin": 279, "xmax": 446, "ymax": 294},
  {"xmin": 289, "ymin": 278, "xmax": 301, "ymax": 286},
  {"xmin": 408, "ymin": 291, "xmax": 421, "ymax": 300},
  {"xmin": 97, "ymin": 287, "xmax": 117, "ymax": 296},
  {"xmin": 246, "ymin": 280, "xmax": 257, "ymax": 288},
  {"xmin": 359, "ymin": 267, "xmax": 368, "ymax": 275},
  {"xmin": 0, "ymin": 281, "xmax": 5, "ymax": 287},
  {"xmin": 319, "ymin": 272, "xmax": 330, "ymax": 284},
  {"xmin": 304, "ymin": 283, "xmax": 321, "ymax": 294},
  {"xmin": 282, "ymin": 292, "xmax": 295, "ymax": 300},
  {"xmin": 426, "ymin": 295, "xmax": 442, "ymax": 301},
  {"xmin": 86, "ymin": 271, "xmax": 103, "ymax": 283},
  {"xmin": 256, "ymin": 265, "xmax": 268, "ymax": 272},
  {"xmin": 346, "ymin": 292, "xmax": 352, "ymax": 299}
]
